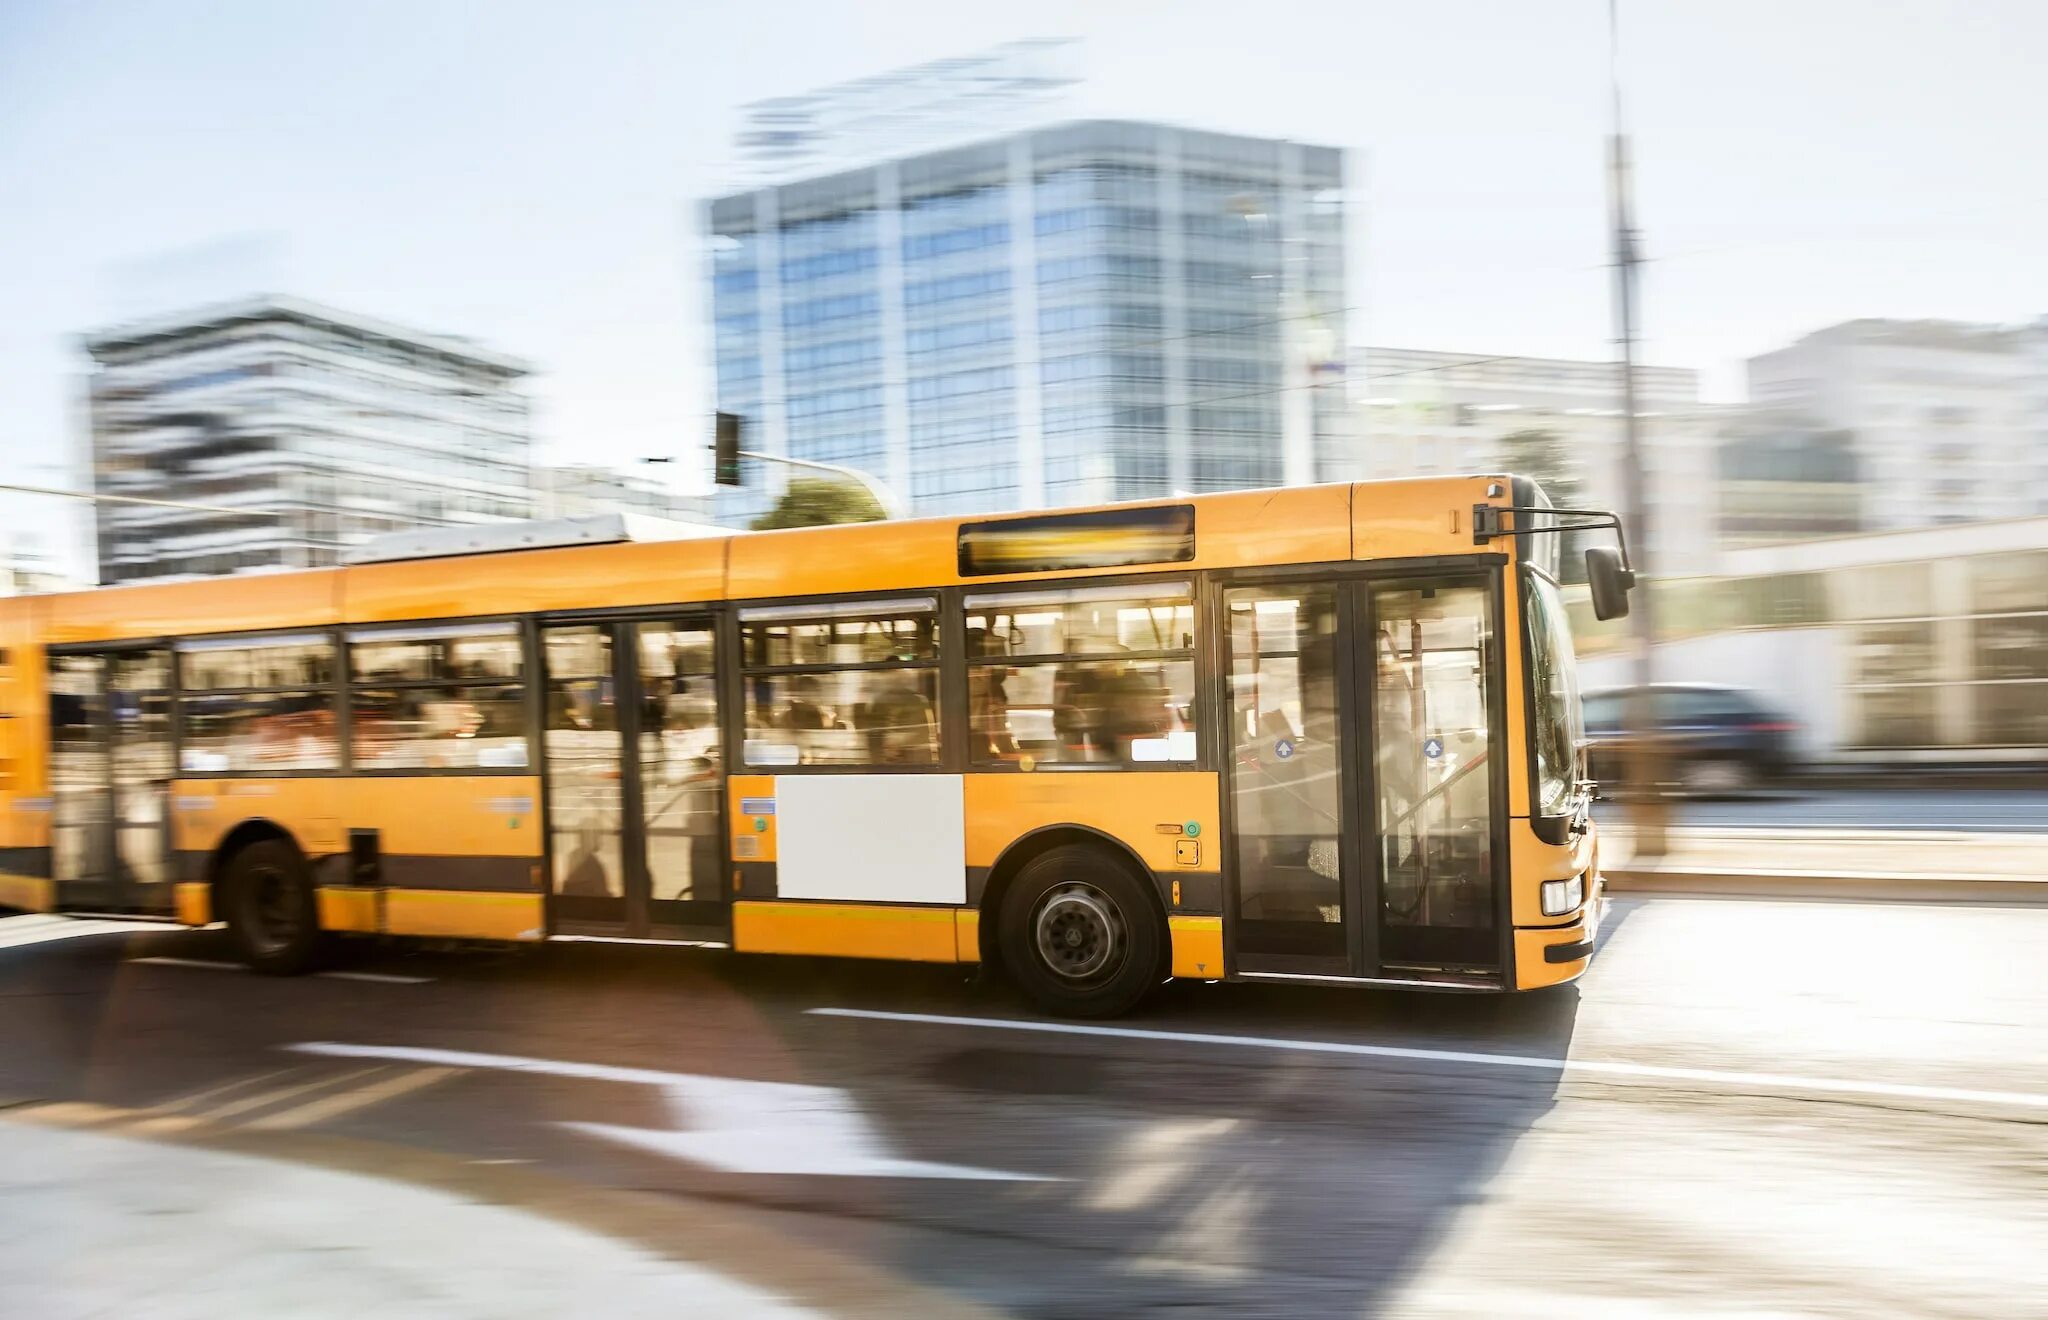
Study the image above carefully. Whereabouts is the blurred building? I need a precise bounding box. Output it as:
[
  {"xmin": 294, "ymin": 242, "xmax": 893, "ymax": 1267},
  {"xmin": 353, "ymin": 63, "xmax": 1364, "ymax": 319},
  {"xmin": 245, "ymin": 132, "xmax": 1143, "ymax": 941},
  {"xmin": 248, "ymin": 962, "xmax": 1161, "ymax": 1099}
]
[
  {"xmin": 1713, "ymin": 412, "xmax": 1864, "ymax": 546},
  {"xmin": 735, "ymin": 39, "xmax": 1078, "ymax": 186},
  {"xmin": 0, "ymin": 535, "xmax": 81, "ymax": 597},
  {"xmin": 532, "ymin": 463, "xmax": 716, "ymax": 524},
  {"xmin": 84, "ymin": 296, "xmax": 534, "ymax": 582},
  {"xmin": 1747, "ymin": 318, "xmax": 2040, "ymax": 530},
  {"xmin": 708, "ymin": 119, "xmax": 1350, "ymax": 524},
  {"xmin": 1357, "ymin": 348, "xmax": 1718, "ymax": 572},
  {"xmin": 1574, "ymin": 514, "xmax": 2048, "ymax": 762},
  {"xmin": 2024, "ymin": 315, "xmax": 2048, "ymax": 500}
]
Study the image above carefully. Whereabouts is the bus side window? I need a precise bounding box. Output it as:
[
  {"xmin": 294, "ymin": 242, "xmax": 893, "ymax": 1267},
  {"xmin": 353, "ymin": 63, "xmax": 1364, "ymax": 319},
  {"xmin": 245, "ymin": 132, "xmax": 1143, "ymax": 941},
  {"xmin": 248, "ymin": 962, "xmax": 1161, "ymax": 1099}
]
[
  {"xmin": 740, "ymin": 601, "xmax": 940, "ymax": 768},
  {"xmin": 963, "ymin": 583, "xmax": 1198, "ymax": 768}
]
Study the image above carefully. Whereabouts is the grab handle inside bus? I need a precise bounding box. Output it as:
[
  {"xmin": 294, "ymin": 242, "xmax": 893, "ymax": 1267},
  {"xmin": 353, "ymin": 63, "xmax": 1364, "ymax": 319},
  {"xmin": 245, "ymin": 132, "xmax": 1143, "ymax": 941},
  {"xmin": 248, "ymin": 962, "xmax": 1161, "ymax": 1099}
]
[{"xmin": 1585, "ymin": 546, "xmax": 1635, "ymax": 622}]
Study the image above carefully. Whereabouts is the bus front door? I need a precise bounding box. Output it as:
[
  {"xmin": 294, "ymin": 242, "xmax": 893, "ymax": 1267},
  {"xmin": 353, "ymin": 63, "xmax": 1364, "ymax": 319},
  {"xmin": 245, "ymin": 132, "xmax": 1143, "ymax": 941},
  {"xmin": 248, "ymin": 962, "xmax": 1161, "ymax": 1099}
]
[
  {"xmin": 1223, "ymin": 573, "xmax": 1503, "ymax": 983},
  {"xmin": 1364, "ymin": 578, "xmax": 1503, "ymax": 979},
  {"xmin": 540, "ymin": 617, "xmax": 726, "ymax": 940}
]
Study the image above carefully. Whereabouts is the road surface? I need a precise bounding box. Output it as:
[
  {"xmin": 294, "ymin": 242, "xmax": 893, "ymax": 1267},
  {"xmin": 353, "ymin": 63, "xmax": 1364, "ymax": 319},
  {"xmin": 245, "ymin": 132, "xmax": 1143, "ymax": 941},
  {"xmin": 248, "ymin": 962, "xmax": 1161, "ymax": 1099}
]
[
  {"xmin": 1600, "ymin": 784, "xmax": 2048, "ymax": 833},
  {"xmin": 2, "ymin": 899, "xmax": 2044, "ymax": 1317}
]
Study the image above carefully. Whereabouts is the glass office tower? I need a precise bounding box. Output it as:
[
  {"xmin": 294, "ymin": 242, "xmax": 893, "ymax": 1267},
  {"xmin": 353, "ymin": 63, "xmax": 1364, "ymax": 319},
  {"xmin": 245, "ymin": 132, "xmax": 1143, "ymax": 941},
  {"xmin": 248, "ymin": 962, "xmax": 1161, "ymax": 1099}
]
[
  {"xmin": 84, "ymin": 296, "xmax": 535, "ymax": 582},
  {"xmin": 708, "ymin": 120, "xmax": 1349, "ymax": 524}
]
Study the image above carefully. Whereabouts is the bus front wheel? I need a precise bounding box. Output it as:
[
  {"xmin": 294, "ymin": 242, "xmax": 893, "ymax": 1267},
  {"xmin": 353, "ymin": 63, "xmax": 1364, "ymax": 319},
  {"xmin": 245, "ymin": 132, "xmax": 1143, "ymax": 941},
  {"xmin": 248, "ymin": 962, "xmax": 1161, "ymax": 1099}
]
[
  {"xmin": 999, "ymin": 846, "xmax": 1162, "ymax": 1019},
  {"xmin": 223, "ymin": 839, "xmax": 325, "ymax": 976}
]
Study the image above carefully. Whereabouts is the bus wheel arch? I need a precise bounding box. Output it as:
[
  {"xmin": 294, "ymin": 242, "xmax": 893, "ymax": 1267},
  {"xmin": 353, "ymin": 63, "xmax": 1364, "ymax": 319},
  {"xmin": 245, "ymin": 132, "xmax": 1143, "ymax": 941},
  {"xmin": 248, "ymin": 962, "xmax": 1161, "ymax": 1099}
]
[
  {"xmin": 980, "ymin": 827, "xmax": 1168, "ymax": 1017},
  {"xmin": 213, "ymin": 822, "xmax": 324, "ymax": 975}
]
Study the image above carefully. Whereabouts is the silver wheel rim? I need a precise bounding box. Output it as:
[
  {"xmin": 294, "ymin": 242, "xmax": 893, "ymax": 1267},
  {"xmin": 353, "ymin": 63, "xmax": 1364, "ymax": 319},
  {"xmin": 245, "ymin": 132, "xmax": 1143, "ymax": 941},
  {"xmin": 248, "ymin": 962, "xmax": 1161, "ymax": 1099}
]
[
  {"xmin": 244, "ymin": 864, "xmax": 299, "ymax": 956},
  {"xmin": 1033, "ymin": 882, "xmax": 1126, "ymax": 984}
]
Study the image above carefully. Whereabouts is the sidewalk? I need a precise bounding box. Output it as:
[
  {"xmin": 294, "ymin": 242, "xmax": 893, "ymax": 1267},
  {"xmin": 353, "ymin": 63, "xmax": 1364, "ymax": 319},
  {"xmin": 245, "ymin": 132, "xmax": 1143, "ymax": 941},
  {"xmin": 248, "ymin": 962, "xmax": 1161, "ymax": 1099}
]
[
  {"xmin": 0, "ymin": 1117, "xmax": 825, "ymax": 1319},
  {"xmin": 1601, "ymin": 827, "xmax": 2048, "ymax": 904}
]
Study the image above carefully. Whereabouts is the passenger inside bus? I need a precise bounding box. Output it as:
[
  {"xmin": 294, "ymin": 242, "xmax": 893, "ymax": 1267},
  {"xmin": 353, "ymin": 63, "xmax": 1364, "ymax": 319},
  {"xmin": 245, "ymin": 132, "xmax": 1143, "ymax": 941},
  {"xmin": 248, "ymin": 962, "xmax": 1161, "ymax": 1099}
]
[
  {"xmin": 778, "ymin": 675, "xmax": 836, "ymax": 730},
  {"xmin": 1053, "ymin": 656, "xmax": 1174, "ymax": 762},
  {"xmin": 967, "ymin": 626, "xmax": 1019, "ymax": 761},
  {"xmin": 864, "ymin": 675, "xmax": 937, "ymax": 764}
]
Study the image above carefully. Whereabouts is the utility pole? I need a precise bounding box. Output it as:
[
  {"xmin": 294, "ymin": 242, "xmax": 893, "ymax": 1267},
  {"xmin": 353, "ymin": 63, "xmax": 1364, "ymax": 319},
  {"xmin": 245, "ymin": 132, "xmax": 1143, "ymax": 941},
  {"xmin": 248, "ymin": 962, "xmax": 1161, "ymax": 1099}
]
[{"xmin": 1607, "ymin": 0, "xmax": 1667, "ymax": 855}]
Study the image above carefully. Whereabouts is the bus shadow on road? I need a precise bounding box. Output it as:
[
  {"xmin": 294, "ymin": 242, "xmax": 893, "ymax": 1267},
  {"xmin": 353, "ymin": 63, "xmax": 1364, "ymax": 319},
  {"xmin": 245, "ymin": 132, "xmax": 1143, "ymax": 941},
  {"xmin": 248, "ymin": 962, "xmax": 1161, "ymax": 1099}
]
[{"xmin": 748, "ymin": 919, "xmax": 1631, "ymax": 1313}]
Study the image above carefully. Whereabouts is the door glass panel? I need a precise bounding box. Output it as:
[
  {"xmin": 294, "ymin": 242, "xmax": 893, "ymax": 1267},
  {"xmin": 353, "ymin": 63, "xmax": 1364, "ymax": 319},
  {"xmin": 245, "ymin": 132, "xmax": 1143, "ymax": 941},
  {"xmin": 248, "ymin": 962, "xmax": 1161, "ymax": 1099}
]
[
  {"xmin": 110, "ymin": 650, "xmax": 173, "ymax": 906},
  {"xmin": 636, "ymin": 622, "xmax": 721, "ymax": 906},
  {"xmin": 1372, "ymin": 583, "xmax": 1499, "ymax": 971},
  {"xmin": 1225, "ymin": 586, "xmax": 1346, "ymax": 959},
  {"xmin": 543, "ymin": 627, "xmax": 623, "ymax": 902},
  {"xmin": 49, "ymin": 655, "xmax": 107, "ymax": 885}
]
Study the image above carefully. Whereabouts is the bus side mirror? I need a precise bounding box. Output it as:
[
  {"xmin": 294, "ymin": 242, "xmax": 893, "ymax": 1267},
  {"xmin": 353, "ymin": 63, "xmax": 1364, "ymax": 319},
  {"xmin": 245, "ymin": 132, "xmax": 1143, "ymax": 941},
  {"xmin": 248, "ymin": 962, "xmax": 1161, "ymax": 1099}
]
[{"xmin": 1586, "ymin": 546, "xmax": 1635, "ymax": 621}]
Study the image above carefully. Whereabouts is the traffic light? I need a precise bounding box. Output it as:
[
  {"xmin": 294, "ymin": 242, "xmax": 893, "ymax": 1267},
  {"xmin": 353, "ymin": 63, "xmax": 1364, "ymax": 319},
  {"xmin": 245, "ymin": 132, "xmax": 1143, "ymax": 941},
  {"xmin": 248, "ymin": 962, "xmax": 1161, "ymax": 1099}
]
[{"xmin": 713, "ymin": 412, "xmax": 743, "ymax": 487}]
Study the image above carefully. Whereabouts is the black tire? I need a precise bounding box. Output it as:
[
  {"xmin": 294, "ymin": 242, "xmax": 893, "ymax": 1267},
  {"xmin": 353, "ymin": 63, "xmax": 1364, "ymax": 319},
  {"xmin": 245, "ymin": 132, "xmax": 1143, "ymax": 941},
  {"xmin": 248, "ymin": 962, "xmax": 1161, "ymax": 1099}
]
[
  {"xmin": 998, "ymin": 845, "xmax": 1163, "ymax": 1019},
  {"xmin": 222, "ymin": 839, "xmax": 325, "ymax": 975}
]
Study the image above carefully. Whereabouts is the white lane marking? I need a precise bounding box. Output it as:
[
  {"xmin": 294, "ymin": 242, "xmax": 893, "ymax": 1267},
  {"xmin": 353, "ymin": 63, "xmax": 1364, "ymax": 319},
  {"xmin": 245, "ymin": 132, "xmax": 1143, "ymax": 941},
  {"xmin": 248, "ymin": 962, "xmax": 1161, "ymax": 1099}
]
[
  {"xmin": 124, "ymin": 956, "xmax": 430, "ymax": 984},
  {"xmin": 807, "ymin": 1008, "xmax": 2048, "ymax": 1113},
  {"xmin": 290, "ymin": 1041, "xmax": 1049, "ymax": 1181},
  {"xmin": 0, "ymin": 917, "xmax": 143, "ymax": 949},
  {"xmin": 320, "ymin": 969, "xmax": 433, "ymax": 985}
]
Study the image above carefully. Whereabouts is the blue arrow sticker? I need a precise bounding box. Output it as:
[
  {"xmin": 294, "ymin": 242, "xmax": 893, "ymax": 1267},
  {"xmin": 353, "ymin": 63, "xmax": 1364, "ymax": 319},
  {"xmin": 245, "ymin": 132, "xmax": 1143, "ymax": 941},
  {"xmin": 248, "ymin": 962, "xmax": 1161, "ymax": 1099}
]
[
  {"xmin": 1423, "ymin": 736, "xmax": 1444, "ymax": 760},
  {"xmin": 1274, "ymin": 738, "xmax": 1295, "ymax": 760}
]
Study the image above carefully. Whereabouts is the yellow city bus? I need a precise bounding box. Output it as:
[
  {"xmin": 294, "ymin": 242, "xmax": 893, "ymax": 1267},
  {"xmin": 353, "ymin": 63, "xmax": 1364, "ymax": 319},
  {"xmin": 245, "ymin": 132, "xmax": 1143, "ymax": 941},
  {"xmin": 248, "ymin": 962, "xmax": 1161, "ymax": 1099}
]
[{"xmin": 0, "ymin": 475, "xmax": 1629, "ymax": 1016}]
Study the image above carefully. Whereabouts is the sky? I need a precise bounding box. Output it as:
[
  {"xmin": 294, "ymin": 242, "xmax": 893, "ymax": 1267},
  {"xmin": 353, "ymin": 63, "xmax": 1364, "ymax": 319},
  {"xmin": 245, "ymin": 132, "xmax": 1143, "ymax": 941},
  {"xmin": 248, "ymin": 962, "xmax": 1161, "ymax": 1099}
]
[{"xmin": 3, "ymin": 0, "xmax": 2043, "ymax": 575}]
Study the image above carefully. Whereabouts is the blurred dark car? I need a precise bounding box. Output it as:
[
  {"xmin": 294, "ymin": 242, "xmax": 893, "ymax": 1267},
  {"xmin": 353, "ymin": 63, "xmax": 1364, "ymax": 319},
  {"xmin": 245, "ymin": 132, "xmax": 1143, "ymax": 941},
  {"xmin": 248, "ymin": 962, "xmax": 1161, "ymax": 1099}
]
[{"xmin": 1583, "ymin": 683, "xmax": 1800, "ymax": 796}]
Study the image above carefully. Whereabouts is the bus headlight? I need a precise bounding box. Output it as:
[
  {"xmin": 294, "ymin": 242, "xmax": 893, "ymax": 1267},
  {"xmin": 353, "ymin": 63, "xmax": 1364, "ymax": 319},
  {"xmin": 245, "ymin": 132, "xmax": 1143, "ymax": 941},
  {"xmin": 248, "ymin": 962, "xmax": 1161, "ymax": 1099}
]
[{"xmin": 1540, "ymin": 876, "xmax": 1584, "ymax": 917}]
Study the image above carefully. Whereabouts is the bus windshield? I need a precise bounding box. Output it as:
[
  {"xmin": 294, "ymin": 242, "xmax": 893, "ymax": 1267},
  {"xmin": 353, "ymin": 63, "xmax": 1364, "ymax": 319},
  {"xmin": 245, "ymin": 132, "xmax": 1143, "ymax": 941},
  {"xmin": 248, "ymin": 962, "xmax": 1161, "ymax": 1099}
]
[{"xmin": 1524, "ymin": 569, "xmax": 1583, "ymax": 815}]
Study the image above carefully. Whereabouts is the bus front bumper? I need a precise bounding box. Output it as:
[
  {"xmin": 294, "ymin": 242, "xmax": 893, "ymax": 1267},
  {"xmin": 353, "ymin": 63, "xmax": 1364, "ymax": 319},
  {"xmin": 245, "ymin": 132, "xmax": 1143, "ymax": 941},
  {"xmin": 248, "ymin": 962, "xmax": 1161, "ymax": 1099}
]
[{"xmin": 1513, "ymin": 882, "xmax": 1606, "ymax": 989}]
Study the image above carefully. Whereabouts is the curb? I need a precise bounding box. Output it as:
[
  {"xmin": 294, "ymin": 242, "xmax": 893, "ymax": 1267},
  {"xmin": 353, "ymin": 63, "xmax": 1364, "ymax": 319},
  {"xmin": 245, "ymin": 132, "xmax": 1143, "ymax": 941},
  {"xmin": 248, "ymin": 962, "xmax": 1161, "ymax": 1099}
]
[{"xmin": 1604, "ymin": 868, "xmax": 2048, "ymax": 906}]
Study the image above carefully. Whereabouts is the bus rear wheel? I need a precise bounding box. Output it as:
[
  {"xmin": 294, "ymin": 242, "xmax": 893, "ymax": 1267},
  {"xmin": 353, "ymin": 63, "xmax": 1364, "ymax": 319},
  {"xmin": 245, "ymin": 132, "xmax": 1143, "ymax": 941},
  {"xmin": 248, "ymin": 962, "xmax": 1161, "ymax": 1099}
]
[
  {"xmin": 223, "ymin": 839, "xmax": 324, "ymax": 976},
  {"xmin": 999, "ymin": 846, "xmax": 1162, "ymax": 1019}
]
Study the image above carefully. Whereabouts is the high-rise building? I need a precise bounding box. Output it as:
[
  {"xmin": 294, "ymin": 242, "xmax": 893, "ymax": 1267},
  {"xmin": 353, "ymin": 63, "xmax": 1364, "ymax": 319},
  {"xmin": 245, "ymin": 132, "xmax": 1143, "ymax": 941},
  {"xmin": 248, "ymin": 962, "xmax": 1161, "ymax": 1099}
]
[
  {"xmin": 1746, "ymin": 318, "xmax": 2037, "ymax": 530},
  {"xmin": 84, "ymin": 296, "xmax": 535, "ymax": 583},
  {"xmin": 1356, "ymin": 347, "xmax": 1718, "ymax": 572},
  {"xmin": 734, "ymin": 39, "xmax": 1079, "ymax": 186},
  {"xmin": 708, "ymin": 119, "xmax": 1350, "ymax": 525}
]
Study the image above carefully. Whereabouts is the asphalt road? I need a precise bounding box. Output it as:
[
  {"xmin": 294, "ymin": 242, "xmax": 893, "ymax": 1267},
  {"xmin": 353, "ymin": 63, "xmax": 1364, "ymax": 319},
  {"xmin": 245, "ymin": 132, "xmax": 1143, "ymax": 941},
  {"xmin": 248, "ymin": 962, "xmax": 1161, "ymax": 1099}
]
[
  {"xmin": 1600, "ymin": 784, "xmax": 2048, "ymax": 832},
  {"xmin": 3, "ymin": 899, "xmax": 2045, "ymax": 1318}
]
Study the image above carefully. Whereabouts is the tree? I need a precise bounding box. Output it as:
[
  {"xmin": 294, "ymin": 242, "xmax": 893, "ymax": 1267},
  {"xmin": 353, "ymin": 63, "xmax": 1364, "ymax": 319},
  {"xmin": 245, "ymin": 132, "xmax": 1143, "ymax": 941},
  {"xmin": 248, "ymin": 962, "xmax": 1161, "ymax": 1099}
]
[
  {"xmin": 1497, "ymin": 428, "xmax": 1587, "ymax": 581},
  {"xmin": 1497, "ymin": 428, "xmax": 1586, "ymax": 508},
  {"xmin": 749, "ymin": 477, "xmax": 886, "ymax": 531}
]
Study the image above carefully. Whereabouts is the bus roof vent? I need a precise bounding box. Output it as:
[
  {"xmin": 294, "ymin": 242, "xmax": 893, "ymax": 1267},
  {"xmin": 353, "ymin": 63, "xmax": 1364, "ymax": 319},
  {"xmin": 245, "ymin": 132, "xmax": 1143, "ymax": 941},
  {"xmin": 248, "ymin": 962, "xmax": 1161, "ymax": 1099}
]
[{"xmin": 342, "ymin": 513, "xmax": 725, "ymax": 566}]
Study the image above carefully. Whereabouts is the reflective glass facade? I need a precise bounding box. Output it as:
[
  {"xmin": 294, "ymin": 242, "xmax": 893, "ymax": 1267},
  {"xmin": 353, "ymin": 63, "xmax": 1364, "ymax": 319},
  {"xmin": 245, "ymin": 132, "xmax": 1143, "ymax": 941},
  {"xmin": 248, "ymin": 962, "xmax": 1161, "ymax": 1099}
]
[
  {"xmin": 710, "ymin": 121, "xmax": 1348, "ymax": 525},
  {"xmin": 85, "ymin": 298, "xmax": 533, "ymax": 582}
]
